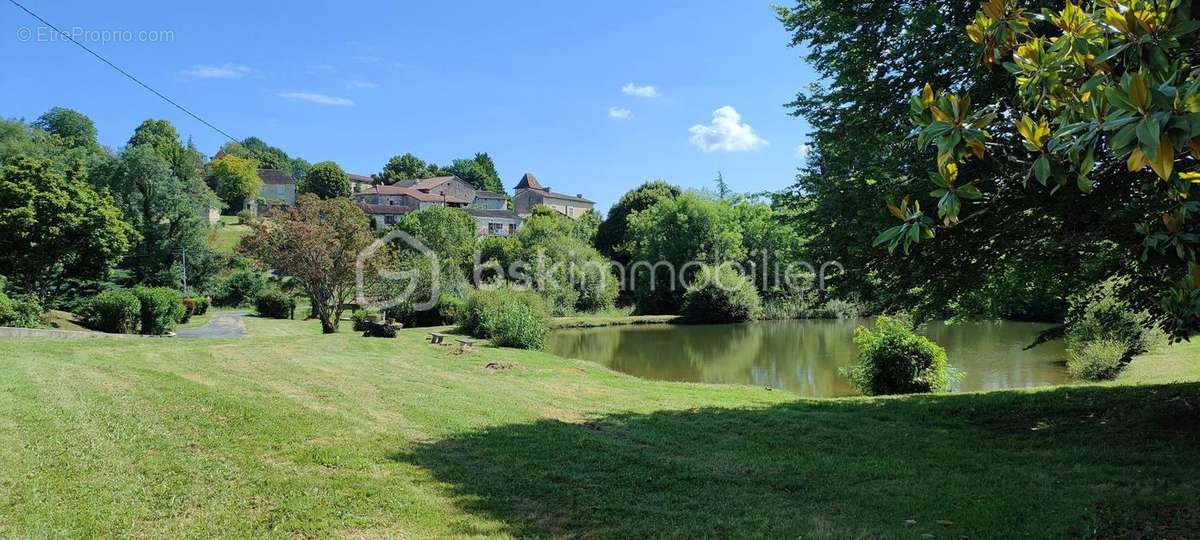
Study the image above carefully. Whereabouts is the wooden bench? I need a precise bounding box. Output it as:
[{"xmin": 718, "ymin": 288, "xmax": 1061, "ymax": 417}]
[
  {"xmin": 428, "ymin": 332, "xmax": 449, "ymax": 345},
  {"xmin": 455, "ymin": 337, "xmax": 477, "ymax": 353}
]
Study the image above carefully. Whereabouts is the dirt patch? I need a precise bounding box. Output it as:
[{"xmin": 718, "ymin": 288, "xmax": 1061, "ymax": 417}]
[{"xmin": 484, "ymin": 362, "xmax": 521, "ymax": 373}]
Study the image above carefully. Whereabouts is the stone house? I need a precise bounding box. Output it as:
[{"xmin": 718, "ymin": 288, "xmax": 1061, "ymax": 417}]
[
  {"xmin": 348, "ymin": 173, "xmax": 375, "ymax": 194},
  {"xmin": 393, "ymin": 176, "xmax": 478, "ymax": 205},
  {"xmin": 250, "ymin": 169, "xmax": 297, "ymax": 215},
  {"xmin": 511, "ymin": 173, "xmax": 595, "ymax": 218},
  {"xmin": 464, "ymin": 208, "xmax": 523, "ymax": 237}
]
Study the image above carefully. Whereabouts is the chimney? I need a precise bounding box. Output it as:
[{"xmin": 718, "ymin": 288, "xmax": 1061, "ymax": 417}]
[{"xmin": 576, "ymin": 194, "xmax": 583, "ymax": 198}]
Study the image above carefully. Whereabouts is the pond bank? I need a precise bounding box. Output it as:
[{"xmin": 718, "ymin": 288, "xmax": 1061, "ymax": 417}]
[
  {"xmin": 1, "ymin": 327, "xmax": 1197, "ymax": 537},
  {"xmin": 551, "ymin": 314, "xmax": 679, "ymax": 329}
]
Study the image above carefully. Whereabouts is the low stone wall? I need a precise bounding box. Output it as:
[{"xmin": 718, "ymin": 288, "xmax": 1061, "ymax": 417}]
[{"xmin": 0, "ymin": 327, "xmax": 160, "ymax": 339}]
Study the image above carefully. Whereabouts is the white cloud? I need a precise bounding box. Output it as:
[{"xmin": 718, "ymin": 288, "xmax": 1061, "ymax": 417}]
[
  {"xmin": 277, "ymin": 92, "xmax": 354, "ymax": 107},
  {"xmin": 621, "ymin": 83, "xmax": 660, "ymax": 98},
  {"xmin": 348, "ymin": 80, "xmax": 380, "ymax": 89},
  {"xmin": 688, "ymin": 106, "xmax": 769, "ymax": 152},
  {"xmin": 181, "ymin": 64, "xmax": 253, "ymax": 79},
  {"xmin": 608, "ymin": 106, "xmax": 633, "ymax": 120},
  {"xmin": 795, "ymin": 143, "xmax": 811, "ymax": 159}
]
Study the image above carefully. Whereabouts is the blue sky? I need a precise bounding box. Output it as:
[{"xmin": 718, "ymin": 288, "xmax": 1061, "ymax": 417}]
[{"xmin": 3, "ymin": 0, "xmax": 816, "ymax": 211}]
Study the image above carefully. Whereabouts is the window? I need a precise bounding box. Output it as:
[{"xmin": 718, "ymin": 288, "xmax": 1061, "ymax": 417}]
[
  {"xmin": 488, "ymin": 222, "xmax": 503, "ymax": 235},
  {"xmin": 508, "ymin": 223, "xmax": 518, "ymax": 234},
  {"xmin": 384, "ymin": 215, "xmax": 396, "ymax": 225}
]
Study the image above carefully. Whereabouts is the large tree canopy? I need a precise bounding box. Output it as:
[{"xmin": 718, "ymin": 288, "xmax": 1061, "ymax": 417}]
[
  {"xmin": 207, "ymin": 154, "xmax": 262, "ymax": 210},
  {"xmin": 377, "ymin": 153, "xmax": 434, "ymax": 184},
  {"xmin": 32, "ymin": 107, "xmax": 99, "ymax": 150},
  {"xmin": 376, "ymin": 151, "xmax": 504, "ymax": 193},
  {"xmin": 774, "ymin": 0, "xmax": 1110, "ymax": 323},
  {"xmin": 392, "ymin": 205, "xmax": 478, "ymax": 272},
  {"xmin": 218, "ymin": 136, "xmax": 308, "ymax": 180},
  {"xmin": 1, "ymin": 113, "xmax": 108, "ymax": 176},
  {"xmin": 240, "ymin": 195, "xmax": 378, "ymax": 334},
  {"xmin": 301, "ymin": 161, "xmax": 351, "ymax": 199},
  {"xmin": 887, "ymin": 1, "xmax": 1200, "ymax": 336},
  {"xmin": 447, "ymin": 153, "xmax": 504, "ymax": 193},
  {"xmin": 595, "ymin": 180, "xmax": 681, "ymax": 264},
  {"xmin": 94, "ymin": 145, "xmax": 219, "ymax": 286},
  {"xmin": 0, "ymin": 156, "xmax": 134, "ymax": 302}
]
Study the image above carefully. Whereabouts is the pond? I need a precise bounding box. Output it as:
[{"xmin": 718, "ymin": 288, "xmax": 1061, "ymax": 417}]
[{"xmin": 547, "ymin": 319, "xmax": 1070, "ymax": 397}]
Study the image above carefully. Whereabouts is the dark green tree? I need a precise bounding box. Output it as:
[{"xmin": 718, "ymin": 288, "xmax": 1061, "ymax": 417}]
[
  {"xmin": 94, "ymin": 145, "xmax": 220, "ymax": 286},
  {"xmin": 0, "ymin": 156, "xmax": 134, "ymax": 303},
  {"xmin": 626, "ymin": 192, "xmax": 744, "ymax": 314},
  {"xmin": 774, "ymin": 0, "xmax": 1102, "ymax": 323},
  {"xmin": 300, "ymin": 161, "xmax": 351, "ymax": 199},
  {"xmin": 377, "ymin": 153, "xmax": 432, "ymax": 184},
  {"xmin": 3, "ymin": 114, "xmax": 108, "ymax": 177},
  {"xmin": 448, "ymin": 152, "xmax": 504, "ymax": 193},
  {"xmin": 128, "ymin": 119, "xmax": 181, "ymax": 155},
  {"xmin": 241, "ymin": 137, "xmax": 294, "ymax": 173},
  {"xmin": 392, "ymin": 205, "xmax": 477, "ymax": 272},
  {"xmin": 32, "ymin": 107, "xmax": 99, "ymax": 150},
  {"xmin": 596, "ymin": 180, "xmax": 681, "ymax": 264},
  {"xmin": 714, "ymin": 172, "xmax": 730, "ymax": 200}
]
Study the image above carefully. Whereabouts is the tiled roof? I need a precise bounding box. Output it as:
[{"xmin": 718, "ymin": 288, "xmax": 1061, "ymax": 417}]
[
  {"xmin": 356, "ymin": 185, "xmax": 470, "ymax": 204},
  {"xmin": 258, "ymin": 169, "xmax": 293, "ymax": 186},
  {"xmin": 514, "ymin": 172, "xmax": 542, "ymax": 190},
  {"xmin": 411, "ymin": 176, "xmax": 460, "ymax": 191},
  {"xmin": 523, "ymin": 188, "xmax": 594, "ymax": 204},
  {"xmin": 474, "ymin": 190, "xmax": 507, "ymax": 199},
  {"xmin": 357, "ymin": 203, "xmax": 414, "ymax": 215},
  {"xmin": 464, "ymin": 208, "xmax": 523, "ymax": 220}
]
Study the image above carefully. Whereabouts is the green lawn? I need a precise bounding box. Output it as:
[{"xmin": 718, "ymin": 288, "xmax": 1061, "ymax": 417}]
[
  {"xmin": 207, "ymin": 217, "xmax": 252, "ymax": 255},
  {"xmin": 1, "ymin": 321, "xmax": 1198, "ymax": 538}
]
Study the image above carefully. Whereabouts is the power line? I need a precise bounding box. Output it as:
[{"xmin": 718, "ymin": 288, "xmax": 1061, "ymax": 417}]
[{"xmin": 7, "ymin": 0, "xmax": 239, "ymax": 143}]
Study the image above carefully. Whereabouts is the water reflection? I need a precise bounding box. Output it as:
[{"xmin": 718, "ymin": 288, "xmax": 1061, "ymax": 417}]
[{"xmin": 547, "ymin": 319, "xmax": 1070, "ymax": 397}]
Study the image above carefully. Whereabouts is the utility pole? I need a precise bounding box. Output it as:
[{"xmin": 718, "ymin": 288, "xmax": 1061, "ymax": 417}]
[{"xmin": 180, "ymin": 247, "xmax": 188, "ymax": 296}]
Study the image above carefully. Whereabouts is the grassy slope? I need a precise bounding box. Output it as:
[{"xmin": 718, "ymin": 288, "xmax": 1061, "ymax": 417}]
[
  {"xmin": 208, "ymin": 217, "xmax": 252, "ymax": 255},
  {"xmin": 1, "ymin": 321, "xmax": 1198, "ymax": 538}
]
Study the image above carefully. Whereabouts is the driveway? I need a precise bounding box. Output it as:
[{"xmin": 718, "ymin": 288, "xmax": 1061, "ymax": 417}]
[{"xmin": 176, "ymin": 311, "xmax": 248, "ymax": 339}]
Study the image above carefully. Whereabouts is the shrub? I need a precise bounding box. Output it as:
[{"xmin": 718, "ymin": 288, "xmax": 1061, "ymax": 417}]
[
  {"xmin": 1066, "ymin": 293, "xmax": 1147, "ymax": 354},
  {"xmin": 380, "ymin": 257, "xmax": 470, "ymax": 328},
  {"xmin": 237, "ymin": 209, "xmax": 254, "ymax": 224},
  {"xmin": 1063, "ymin": 281, "xmax": 1163, "ymax": 380},
  {"xmin": 823, "ymin": 299, "xmax": 860, "ymax": 320},
  {"xmin": 486, "ymin": 300, "xmax": 550, "ymax": 349},
  {"xmin": 1067, "ymin": 339, "xmax": 1127, "ymax": 381},
  {"xmin": 759, "ymin": 292, "xmax": 860, "ymax": 321},
  {"xmin": 133, "ymin": 287, "xmax": 185, "ymax": 335},
  {"xmin": 360, "ymin": 321, "xmax": 398, "ymax": 338},
  {"xmin": 680, "ymin": 265, "xmax": 762, "ymax": 324},
  {"xmin": 0, "ymin": 290, "xmax": 42, "ymax": 328},
  {"xmin": 181, "ymin": 298, "xmax": 196, "ymax": 323},
  {"xmin": 187, "ymin": 296, "xmax": 210, "ymax": 316},
  {"xmin": 573, "ymin": 261, "xmax": 620, "ymax": 313},
  {"xmin": 81, "ymin": 290, "xmax": 141, "ymax": 334},
  {"xmin": 351, "ymin": 311, "xmax": 373, "ymax": 332},
  {"xmin": 459, "ymin": 287, "xmax": 551, "ymax": 349},
  {"xmin": 843, "ymin": 315, "xmax": 952, "ymax": 395},
  {"xmin": 213, "ymin": 268, "xmax": 269, "ymax": 307},
  {"xmin": 254, "ymin": 289, "xmax": 296, "ymax": 320}
]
